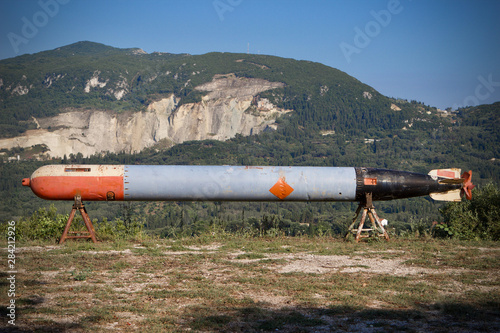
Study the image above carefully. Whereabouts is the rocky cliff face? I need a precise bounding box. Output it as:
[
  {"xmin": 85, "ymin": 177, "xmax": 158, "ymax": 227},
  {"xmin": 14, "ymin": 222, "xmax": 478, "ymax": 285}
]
[{"xmin": 0, "ymin": 75, "xmax": 290, "ymax": 158}]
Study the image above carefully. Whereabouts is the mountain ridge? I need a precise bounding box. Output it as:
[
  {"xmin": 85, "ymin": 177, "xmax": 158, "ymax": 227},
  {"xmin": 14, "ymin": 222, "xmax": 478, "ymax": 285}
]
[{"xmin": 0, "ymin": 41, "xmax": 404, "ymax": 158}]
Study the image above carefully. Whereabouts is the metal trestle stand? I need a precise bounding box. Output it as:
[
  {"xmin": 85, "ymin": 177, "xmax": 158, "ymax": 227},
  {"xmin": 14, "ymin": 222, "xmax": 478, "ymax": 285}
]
[{"xmin": 59, "ymin": 195, "xmax": 98, "ymax": 244}]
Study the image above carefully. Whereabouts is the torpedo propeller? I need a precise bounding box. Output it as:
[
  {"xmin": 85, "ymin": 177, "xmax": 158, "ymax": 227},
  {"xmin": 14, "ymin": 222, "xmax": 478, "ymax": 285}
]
[{"xmin": 461, "ymin": 170, "xmax": 475, "ymax": 200}]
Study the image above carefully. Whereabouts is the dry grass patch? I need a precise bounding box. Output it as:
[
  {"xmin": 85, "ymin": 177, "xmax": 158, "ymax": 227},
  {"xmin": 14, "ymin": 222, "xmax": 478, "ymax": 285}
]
[{"xmin": 1, "ymin": 237, "xmax": 498, "ymax": 332}]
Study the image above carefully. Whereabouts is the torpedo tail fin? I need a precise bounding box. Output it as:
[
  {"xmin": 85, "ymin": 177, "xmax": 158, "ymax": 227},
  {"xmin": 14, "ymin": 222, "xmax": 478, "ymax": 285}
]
[
  {"xmin": 430, "ymin": 189, "xmax": 462, "ymax": 201},
  {"xmin": 428, "ymin": 168, "xmax": 475, "ymax": 201}
]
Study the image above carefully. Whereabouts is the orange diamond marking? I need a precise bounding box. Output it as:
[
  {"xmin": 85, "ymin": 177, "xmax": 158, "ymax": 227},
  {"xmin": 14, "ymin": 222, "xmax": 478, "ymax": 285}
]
[{"xmin": 269, "ymin": 177, "xmax": 294, "ymax": 200}]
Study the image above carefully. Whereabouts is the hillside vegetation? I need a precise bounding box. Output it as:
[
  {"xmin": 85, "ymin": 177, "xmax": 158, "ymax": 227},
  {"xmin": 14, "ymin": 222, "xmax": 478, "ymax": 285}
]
[
  {"xmin": 0, "ymin": 42, "xmax": 499, "ymax": 236},
  {"xmin": 2, "ymin": 41, "xmax": 403, "ymax": 138}
]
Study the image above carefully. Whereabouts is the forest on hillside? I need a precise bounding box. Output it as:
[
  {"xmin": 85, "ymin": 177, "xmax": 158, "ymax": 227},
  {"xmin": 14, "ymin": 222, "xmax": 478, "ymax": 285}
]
[
  {"xmin": 1, "ymin": 43, "xmax": 498, "ymax": 237},
  {"xmin": 1, "ymin": 42, "xmax": 391, "ymax": 138},
  {"xmin": 1, "ymin": 101, "xmax": 498, "ymax": 238}
]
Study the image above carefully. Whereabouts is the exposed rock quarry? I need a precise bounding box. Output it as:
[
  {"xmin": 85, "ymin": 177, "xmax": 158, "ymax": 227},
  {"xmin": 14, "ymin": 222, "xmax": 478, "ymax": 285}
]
[{"xmin": 0, "ymin": 76, "xmax": 291, "ymax": 158}]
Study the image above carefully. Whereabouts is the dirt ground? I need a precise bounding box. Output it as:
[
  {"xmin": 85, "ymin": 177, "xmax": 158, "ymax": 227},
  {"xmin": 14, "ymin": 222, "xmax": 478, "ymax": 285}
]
[{"xmin": 2, "ymin": 239, "xmax": 499, "ymax": 332}]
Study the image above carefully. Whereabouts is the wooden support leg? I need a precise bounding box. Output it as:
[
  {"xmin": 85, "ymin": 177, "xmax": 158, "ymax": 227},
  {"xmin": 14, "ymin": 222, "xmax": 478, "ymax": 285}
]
[
  {"xmin": 370, "ymin": 208, "xmax": 389, "ymax": 241},
  {"xmin": 345, "ymin": 204, "xmax": 363, "ymax": 240},
  {"xmin": 345, "ymin": 192, "xmax": 390, "ymax": 242},
  {"xmin": 355, "ymin": 208, "xmax": 368, "ymax": 242}
]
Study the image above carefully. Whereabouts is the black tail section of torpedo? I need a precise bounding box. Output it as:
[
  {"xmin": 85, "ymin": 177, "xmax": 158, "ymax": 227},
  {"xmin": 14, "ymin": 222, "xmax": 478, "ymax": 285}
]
[{"xmin": 355, "ymin": 168, "xmax": 474, "ymax": 202}]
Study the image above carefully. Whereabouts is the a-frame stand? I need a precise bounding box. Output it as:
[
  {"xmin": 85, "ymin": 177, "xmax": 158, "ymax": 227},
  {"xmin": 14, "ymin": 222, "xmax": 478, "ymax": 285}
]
[
  {"xmin": 345, "ymin": 193, "xmax": 389, "ymax": 242},
  {"xmin": 59, "ymin": 195, "xmax": 98, "ymax": 244}
]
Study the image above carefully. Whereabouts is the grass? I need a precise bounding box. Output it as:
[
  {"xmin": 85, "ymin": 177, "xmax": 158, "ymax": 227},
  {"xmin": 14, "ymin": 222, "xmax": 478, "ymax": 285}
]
[{"xmin": 0, "ymin": 235, "xmax": 498, "ymax": 332}]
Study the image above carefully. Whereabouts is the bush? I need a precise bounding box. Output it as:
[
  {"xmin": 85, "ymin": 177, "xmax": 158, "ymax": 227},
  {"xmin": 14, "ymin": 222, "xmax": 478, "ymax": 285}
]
[
  {"xmin": 0, "ymin": 205, "xmax": 68, "ymax": 242},
  {"xmin": 438, "ymin": 183, "xmax": 500, "ymax": 240},
  {"xmin": 1, "ymin": 205, "xmax": 145, "ymax": 243},
  {"xmin": 95, "ymin": 216, "xmax": 144, "ymax": 241}
]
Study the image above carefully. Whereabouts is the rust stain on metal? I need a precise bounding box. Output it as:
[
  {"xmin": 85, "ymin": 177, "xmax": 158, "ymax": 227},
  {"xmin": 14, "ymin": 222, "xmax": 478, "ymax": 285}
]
[
  {"xmin": 64, "ymin": 167, "xmax": 91, "ymax": 172},
  {"xmin": 244, "ymin": 166, "xmax": 264, "ymax": 170},
  {"xmin": 269, "ymin": 177, "xmax": 294, "ymax": 200}
]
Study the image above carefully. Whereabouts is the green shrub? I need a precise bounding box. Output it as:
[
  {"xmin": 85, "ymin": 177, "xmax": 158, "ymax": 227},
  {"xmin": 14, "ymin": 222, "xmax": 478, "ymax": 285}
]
[
  {"xmin": 438, "ymin": 183, "xmax": 500, "ymax": 240},
  {"xmin": 1, "ymin": 205, "xmax": 68, "ymax": 242},
  {"xmin": 95, "ymin": 216, "xmax": 144, "ymax": 241},
  {"xmin": 1, "ymin": 205, "xmax": 145, "ymax": 243}
]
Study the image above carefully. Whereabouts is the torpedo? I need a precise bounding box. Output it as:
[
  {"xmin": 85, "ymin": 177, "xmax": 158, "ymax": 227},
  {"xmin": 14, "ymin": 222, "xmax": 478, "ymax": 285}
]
[
  {"xmin": 22, "ymin": 164, "xmax": 474, "ymax": 202},
  {"xmin": 21, "ymin": 165, "xmax": 475, "ymax": 243}
]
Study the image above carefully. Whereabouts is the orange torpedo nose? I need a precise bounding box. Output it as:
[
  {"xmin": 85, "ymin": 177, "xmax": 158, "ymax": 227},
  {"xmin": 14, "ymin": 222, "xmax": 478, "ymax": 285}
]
[{"xmin": 22, "ymin": 178, "xmax": 31, "ymax": 187}]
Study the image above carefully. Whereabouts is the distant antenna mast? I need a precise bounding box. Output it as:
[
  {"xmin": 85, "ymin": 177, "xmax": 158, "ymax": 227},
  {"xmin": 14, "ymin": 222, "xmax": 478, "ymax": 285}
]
[{"xmin": 247, "ymin": 42, "xmax": 249, "ymax": 54}]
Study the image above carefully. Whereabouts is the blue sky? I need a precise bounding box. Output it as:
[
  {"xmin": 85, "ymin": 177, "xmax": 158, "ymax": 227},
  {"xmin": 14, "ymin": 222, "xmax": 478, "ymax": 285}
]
[{"xmin": 1, "ymin": 0, "xmax": 499, "ymax": 109}]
